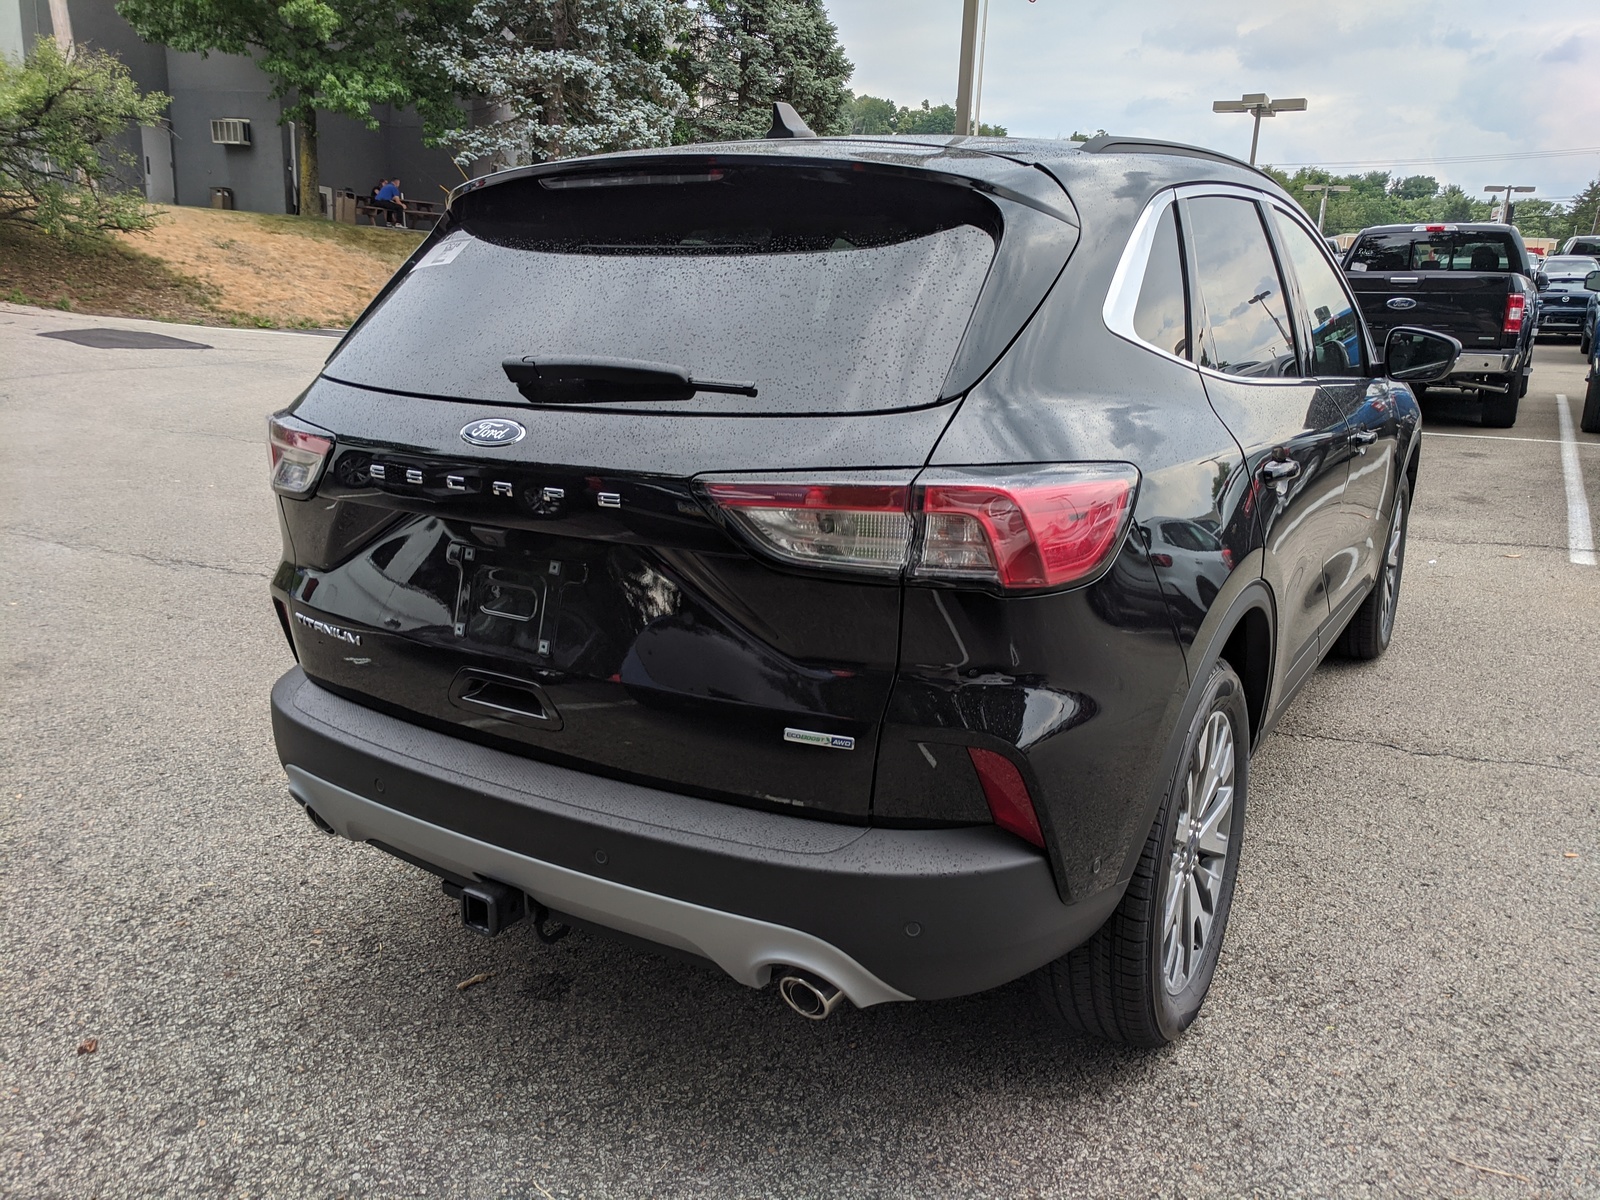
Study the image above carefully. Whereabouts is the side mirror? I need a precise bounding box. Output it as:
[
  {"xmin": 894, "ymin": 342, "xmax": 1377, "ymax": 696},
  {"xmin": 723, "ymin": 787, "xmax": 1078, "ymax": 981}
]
[
  {"xmin": 1384, "ymin": 327, "xmax": 1460, "ymax": 384},
  {"xmin": 1586, "ymin": 270, "xmax": 1600, "ymax": 293},
  {"xmin": 1535, "ymin": 273, "xmax": 1550, "ymax": 291}
]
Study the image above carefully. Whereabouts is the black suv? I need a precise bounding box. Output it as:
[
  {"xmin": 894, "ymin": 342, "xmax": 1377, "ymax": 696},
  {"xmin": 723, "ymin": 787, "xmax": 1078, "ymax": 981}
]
[{"xmin": 268, "ymin": 126, "xmax": 1458, "ymax": 1045}]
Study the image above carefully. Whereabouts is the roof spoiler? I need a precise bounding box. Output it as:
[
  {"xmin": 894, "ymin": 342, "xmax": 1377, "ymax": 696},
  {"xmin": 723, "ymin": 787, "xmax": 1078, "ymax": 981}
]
[{"xmin": 1078, "ymin": 135, "xmax": 1255, "ymax": 171}]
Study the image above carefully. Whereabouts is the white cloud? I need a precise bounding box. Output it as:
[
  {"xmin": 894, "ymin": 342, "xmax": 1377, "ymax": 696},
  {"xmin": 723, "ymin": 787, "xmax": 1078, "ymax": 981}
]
[{"xmin": 827, "ymin": 0, "xmax": 1600, "ymax": 201}]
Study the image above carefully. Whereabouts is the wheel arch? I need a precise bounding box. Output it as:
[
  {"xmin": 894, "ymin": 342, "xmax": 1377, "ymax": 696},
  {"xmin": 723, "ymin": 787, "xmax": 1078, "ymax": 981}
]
[{"xmin": 1117, "ymin": 576, "xmax": 1276, "ymax": 886}]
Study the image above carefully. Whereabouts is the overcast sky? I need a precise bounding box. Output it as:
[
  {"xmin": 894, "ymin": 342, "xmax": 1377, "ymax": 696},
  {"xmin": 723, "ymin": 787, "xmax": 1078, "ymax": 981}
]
[{"xmin": 827, "ymin": 0, "xmax": 1600, "ymax": 204}]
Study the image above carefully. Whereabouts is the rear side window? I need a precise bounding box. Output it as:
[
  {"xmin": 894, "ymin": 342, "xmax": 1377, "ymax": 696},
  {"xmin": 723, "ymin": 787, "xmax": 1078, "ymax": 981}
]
[
  {"xmin": 1270, "ymin": 209, "xmax": 1365, "ymax": 377},
  {"xmin": 1132, "ymin": 205, "xmax": 1190, "ymax": 358},
  {"xmin": 1347, "ymin": 231, "xmax": 1519, "ymax": 273},
  {"xmin": 1184, "ymin": 196, "xmax": 1298, "ymax": 379},
  {"xmin": 323, "ymin": 164, "xmax": 1003, "ymax": 414}
]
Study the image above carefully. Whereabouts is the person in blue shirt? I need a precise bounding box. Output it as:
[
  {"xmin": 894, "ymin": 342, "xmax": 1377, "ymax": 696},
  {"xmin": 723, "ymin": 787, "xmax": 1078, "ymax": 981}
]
[{"xmin": 372, "ymin": 178, "xmax": 406, "ymax": 227}]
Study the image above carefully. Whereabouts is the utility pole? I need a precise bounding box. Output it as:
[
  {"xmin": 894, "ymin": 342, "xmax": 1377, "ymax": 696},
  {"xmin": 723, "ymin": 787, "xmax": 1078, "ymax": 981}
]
[
  {"xmin": 954, "ymin": 0, "xmax": 980, "ymax": 136},
  {"xmin": 1483, "ymin": 184, "xmax": 1535, "ymax": 225},
  {"xmin": 1212, "ymin": 93, "xmax": 1307, "ymax": 166},
  {"xmin": 1303, "ymin": 183, "xmax": 1351, "ymax": 232}
]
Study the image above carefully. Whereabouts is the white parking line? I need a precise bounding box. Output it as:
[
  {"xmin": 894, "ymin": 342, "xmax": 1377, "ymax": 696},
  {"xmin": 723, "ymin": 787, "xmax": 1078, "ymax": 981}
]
[
  {"xmin": 1422, "ymin": 430, "xmax": 1600, "ymax": 448},
  {"xmin": 1555, "ymin": 394, "xmax": 1596, "ymax": 567}
]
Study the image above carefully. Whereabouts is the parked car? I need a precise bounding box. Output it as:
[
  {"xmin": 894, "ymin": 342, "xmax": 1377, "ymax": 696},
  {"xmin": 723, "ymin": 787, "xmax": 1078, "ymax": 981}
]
[
  {"xmin": 1562, "ymin": 235, "xmax": 1600, "ymax": 257},
  {"xmin": 1342, "ymin": 222, "xmax": 1537, "ymax": 426},
  {"xmin": 1582, "ymin": 273, "xmax": 1599, "ymax": 357},
  {"xmin": 1582, "ymin": 271, "xmax": 1600, "ymax": 434},
  {"xmin": 268, "ymin": 119, "xmax": 1459, "ymax": 1046},
  {"xmin": 1535, "ymin": 255, "xmax": 1600, "ymax": 341}
]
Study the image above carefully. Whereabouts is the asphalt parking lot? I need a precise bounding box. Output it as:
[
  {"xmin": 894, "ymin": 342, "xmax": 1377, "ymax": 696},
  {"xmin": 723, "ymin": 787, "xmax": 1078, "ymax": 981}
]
[{"xmin": 2, "ymin": 304, "xmax": 1596, "ymax": 1199}]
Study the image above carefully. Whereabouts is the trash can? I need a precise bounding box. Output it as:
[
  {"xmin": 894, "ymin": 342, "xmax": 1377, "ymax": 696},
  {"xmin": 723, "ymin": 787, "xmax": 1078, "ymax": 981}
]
[
  {"xmin": 333, "ymin": 190, "xmax": 359, "ymax": 224},
  {"xmin": 209, "ymin": 187, "xmax": 234, "ymax": 210}
]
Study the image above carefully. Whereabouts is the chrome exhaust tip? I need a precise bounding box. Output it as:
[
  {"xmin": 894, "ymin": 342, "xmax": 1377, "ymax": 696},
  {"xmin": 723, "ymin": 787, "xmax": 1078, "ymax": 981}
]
[
  {"xmin": 304, "ymin": 804, "xmax": 337, "ymax": 836},
  {"xmin": 777, "ymin": 970, "xmax": 847, "ymax": 1020}
]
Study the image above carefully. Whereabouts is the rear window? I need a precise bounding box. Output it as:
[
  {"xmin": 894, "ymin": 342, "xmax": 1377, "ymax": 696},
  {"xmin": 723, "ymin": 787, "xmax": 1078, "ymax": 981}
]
[
  {"xmin": 323, "ymin": 163, "xmax": 1003, "ymax": 414},
  {"xmin": 1544, "ymin": 256, "xmax": 1600, "ymax": 275},
  {"xmin": 1347, "ymin": 231, "xmax": 1520, "ymax": 273}
]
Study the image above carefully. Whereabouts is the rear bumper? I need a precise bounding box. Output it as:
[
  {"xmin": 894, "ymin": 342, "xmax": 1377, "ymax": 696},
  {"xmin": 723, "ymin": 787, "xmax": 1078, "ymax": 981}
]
[
  {"xmin": 1450, "ymin": 351, "xmax": 1515, "ymax": 374},
  {"xmin": 271, "ymin": 668, "xmax": 1122, "ymax": 1004}
]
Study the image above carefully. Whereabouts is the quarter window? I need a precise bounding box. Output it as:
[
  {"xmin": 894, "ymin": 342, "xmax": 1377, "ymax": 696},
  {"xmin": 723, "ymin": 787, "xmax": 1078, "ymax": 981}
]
[
  {"xmin": 1270, "ymin": 209, "xmax": 1365, "ymax": 377},
  {"xmin": 1132, "ymin": 204, "xmax": 1189, "ymax": 358},
  {"xmin": 1185, "ymin": 196, "xmax": 1298, "ymax": 379}
]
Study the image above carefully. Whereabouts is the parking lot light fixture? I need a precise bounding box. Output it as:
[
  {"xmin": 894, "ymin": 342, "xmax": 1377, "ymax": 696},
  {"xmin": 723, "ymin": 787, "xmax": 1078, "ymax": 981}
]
[
  {"xmin": 1212, "ymin": 93, "xmax": 1307, "ymax": 166},
  {"xmin": 1484, "ymin": 184, "xmax": 1536, "ymax": 224},
  {"xmin": 1303, "ymin": 183, "xmax": 1352, "ymax": 232}
]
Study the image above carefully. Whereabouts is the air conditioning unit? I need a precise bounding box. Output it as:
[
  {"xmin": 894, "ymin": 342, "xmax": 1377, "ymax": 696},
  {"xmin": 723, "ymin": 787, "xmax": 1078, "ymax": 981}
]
[{"xmin": 210, "ymin": 119, "xmax": 252, "ymax": 146}]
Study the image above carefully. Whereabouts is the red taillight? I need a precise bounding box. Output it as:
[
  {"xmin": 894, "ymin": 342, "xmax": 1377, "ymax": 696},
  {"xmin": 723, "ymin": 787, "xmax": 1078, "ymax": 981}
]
[
  {"xmin": 914, "ymin": 466, "xmax": 1138, "ymax": 589},
  {"xmin": 1503, "ymin": 294, "xmax": 1526, "ymax": 334},
  {"xmin": 702, "ymin": 464, "xmax": 1138, "ymax": 590},
  {"xmin": 267, "ymin": 413, "xmax": 334, "ymax": 496},
  {"xmin": 967, "ymin": 748, "xmax": 1045, "ymax": 847}
]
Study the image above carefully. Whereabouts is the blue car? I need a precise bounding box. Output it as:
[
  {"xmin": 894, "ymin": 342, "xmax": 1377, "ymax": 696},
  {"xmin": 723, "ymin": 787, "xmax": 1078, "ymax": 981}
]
[
  {"xmin": 1583, "ymin": 283, "xmax": 1600, "ymax": 433},
  {"xmin": 1581, "ymin": 285, "xmax": 1598, "ymax": 357},
  {"xmin": 1535, "ymin": 255, "xmax": 1600, "ymax": 341}
]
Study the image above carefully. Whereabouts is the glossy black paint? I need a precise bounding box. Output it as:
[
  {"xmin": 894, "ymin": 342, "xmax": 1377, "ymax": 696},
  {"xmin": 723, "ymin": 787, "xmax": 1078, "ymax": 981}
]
[{"xmin": 272, "ymin": 136, "xmax": 1418, "ymax": 993}]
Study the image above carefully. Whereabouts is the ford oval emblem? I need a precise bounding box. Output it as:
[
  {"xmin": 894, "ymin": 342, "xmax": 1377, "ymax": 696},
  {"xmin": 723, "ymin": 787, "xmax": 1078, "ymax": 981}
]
[
  {"xmin": 1386, "ymin": 297, "xmax": 1418, "ymax": 311},
  {"xmin": 460, "ymin": 418, "xmax": 526, "ymax": 447}
]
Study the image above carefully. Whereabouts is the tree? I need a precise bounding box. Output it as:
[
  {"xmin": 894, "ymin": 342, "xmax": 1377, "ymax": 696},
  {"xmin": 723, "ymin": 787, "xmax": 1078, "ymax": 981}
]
[
  {"xmin": 116, "ymin": 0, "xmax": 467, "ymax": 217},
  {"xmin": 847, "ymin": 93, "xmax": 1006, "ymax": 138},
  {"xmin": 1567, "ymin": 175, "xmax": 1600, "ymax": 241},
  {"xmin": 0, "ymin": 38, "xmax": 168, "ymax": 236},
  {"xmin": 847, "ymin": 92, "xmax": 895, "ymax": 135},
  {"xmin": 435, "ymin": 0, "xmax": 686, "ymax": 167},
  {"xmin": 681, "ymin": 0, "xmax": 853, "ymax": 142},
  {"xmin": 1390, "ymin": 174, "xmax": 1438, "ymax": 201}
]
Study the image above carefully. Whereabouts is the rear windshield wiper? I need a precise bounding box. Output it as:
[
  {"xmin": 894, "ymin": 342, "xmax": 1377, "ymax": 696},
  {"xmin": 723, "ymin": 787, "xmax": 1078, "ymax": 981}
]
[{"xmin": 502, "ymin": 356, "xmax": 757, "ymax": 402}]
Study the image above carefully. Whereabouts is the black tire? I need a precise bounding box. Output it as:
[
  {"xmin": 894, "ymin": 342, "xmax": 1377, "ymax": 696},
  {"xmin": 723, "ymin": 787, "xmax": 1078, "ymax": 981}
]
[
  {"xmin": 1335, "ymin": 475, "xmax": 1411, "ymax": 660},
  {"xmin": 1036, "ymin": 661, "xmax": 1249, "ymax": 1047},
  {"xmin": 1582, "ymin": 370, "xmax": 1600, "ymax": 435},
  {"xmin": 1580, "ymin": 329, "xmax": 1592, "ymax": 356},
  {"xmin": 1481, "ymin": 385, "xmax": 1519, "ymax": 428}
]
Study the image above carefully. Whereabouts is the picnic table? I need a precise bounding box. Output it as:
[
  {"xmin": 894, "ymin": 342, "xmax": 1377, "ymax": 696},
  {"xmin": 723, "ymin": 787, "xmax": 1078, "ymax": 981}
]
[{"xmin": 351, "ymin": 194, "xmax": 443, "ymax": 231}]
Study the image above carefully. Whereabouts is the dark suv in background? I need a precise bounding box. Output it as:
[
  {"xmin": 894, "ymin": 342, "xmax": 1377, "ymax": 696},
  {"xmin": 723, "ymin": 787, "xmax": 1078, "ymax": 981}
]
[{"xmin": 268, "ymin": 124, "xmax": 1458, "ymax": 1046}]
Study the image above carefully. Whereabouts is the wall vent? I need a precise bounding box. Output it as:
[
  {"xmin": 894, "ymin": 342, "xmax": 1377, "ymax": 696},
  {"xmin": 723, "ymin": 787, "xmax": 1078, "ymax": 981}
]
[{"xmin": 210, "ymin": 119, "xmax": 252, "ymax": 146}]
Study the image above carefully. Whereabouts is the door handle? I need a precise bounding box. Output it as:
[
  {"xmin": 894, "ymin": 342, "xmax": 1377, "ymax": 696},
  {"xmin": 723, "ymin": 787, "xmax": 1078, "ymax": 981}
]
[
  {"xmin": 1259, "ymin": 459, "xmax": 1301, "ymax": 482},
  {"xmin": 1348, "ymin": 429, "xmax": 1378, "ymax": 446}
]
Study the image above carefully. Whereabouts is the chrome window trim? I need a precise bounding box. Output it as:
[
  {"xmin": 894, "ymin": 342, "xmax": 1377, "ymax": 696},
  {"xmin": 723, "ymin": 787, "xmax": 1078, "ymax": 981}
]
[
  {"xmin": 1102, "ymin": 188, "xmax": 1195, "ymax": 371},
  {"xmin": 1104, "ymin": 181, "xmax": 1309, "ymax": 382}
]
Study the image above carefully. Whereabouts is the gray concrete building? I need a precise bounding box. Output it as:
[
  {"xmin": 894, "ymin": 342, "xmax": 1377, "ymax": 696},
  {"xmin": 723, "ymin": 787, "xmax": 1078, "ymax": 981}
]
[{"xmin": 1, "ymin": 0, "xmax": 465, "ymax": 215}]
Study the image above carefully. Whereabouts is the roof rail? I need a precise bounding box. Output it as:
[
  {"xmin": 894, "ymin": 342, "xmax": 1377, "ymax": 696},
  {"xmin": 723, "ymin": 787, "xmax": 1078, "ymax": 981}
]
[{"xmin": 1077, "ymin": 135, "xmax": 1256, "ymax": 172}]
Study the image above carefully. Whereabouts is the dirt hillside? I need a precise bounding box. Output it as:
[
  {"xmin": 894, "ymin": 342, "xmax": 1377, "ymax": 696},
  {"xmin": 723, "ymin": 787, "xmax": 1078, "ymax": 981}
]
[
  {"xmin": 1, "ymin": 205, "xmax": 424, "ymax": 329},
  {"xmin": 118, "ymin": 206, "xmax": 424, "ymax": 327}
]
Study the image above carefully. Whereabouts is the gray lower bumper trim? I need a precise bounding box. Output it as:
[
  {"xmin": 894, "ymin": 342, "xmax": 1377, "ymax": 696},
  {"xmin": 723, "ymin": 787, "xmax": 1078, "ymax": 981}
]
[
  {"xmin": 1451, "ymin": 352, "xmax": 1513, "ymax": 374},
  {"xmin": 287, "ymin": 766, "xmax": 914, "ymax": 1007}
]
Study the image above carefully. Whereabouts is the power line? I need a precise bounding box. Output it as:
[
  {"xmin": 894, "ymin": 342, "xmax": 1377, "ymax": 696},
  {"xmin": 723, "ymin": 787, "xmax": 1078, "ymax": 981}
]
[{"xmin": 1272, "ymin": 145, "xmax": 1600, "ymax": 169}]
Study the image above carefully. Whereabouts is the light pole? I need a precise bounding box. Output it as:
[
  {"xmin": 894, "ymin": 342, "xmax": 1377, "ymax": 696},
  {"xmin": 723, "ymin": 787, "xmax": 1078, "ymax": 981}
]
[
  {"xmin": 1483, "ymin": 185, "xmax": 1535, "ymax": 225},
  {"xmin": 955, "ymin": 0, "xmax": 981, "ymax": 136},
  {"xmin": 1212, "ymin": 93, "xmax": 1307, "ymax": 166},
  {"xmin": 1302, "ymin": 183, "xmax": 1351, "ymax": 232}
]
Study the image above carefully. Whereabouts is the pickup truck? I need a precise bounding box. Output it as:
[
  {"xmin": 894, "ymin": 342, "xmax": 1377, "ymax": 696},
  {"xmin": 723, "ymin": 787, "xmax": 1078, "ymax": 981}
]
[{"xmin": 1343, "ymin": 222, "xmax": 1538, "ymax": 427}]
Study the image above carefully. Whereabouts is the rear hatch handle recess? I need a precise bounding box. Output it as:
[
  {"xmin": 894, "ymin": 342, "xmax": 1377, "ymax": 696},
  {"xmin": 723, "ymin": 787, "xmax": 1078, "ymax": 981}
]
[{"xmin": 502, "ymin": 356, "xmax": 757, "ymax": 403}]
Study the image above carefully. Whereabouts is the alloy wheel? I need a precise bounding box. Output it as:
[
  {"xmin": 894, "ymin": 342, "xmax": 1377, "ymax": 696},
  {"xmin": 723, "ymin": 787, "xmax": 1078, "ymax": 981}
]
[
  {"xmin": 1378, "ymin": 497, "xmax": 1406, "ymax": 642},
  {"xmin": 1161, "ymin": 711, "xmax": 1236, "ymax": 995}
]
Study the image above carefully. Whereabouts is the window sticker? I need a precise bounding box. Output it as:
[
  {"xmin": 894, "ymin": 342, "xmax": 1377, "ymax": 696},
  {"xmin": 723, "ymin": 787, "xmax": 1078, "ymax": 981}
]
[{"xmin": 412, "ymin": 231, "xmax": 470, "ymax": 271}]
